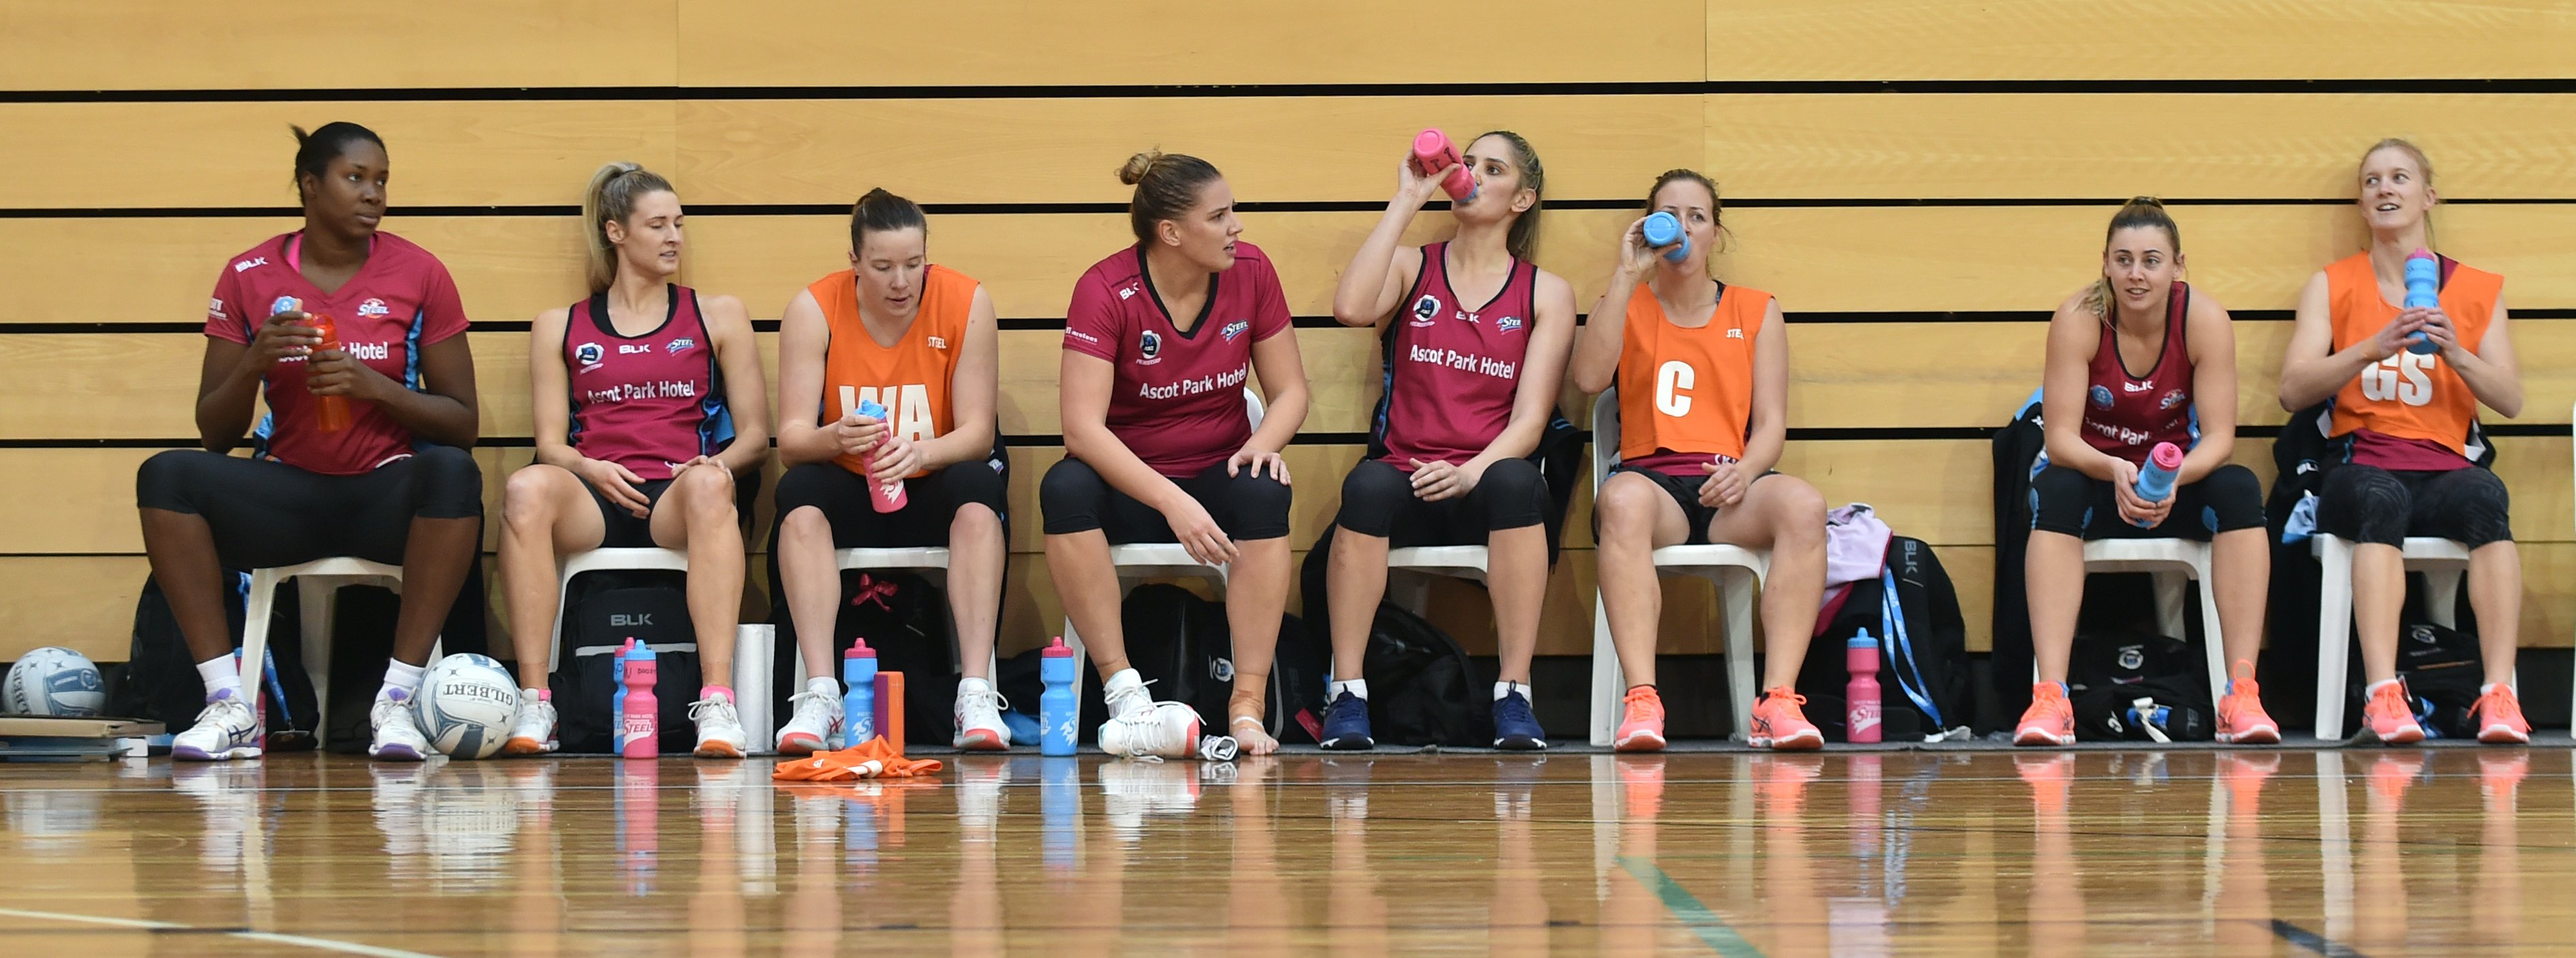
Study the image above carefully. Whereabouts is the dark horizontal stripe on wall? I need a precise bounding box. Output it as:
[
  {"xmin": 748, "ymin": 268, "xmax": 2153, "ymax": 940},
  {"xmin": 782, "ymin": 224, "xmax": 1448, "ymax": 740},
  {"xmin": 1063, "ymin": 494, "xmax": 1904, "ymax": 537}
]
[
  {"xmin": 10, "ymin": 196, "xmax": 2576, "ymax": 220},
  {"xmin": 14, "ymin": 78, "xmax": 2576, "ymax": 105}
]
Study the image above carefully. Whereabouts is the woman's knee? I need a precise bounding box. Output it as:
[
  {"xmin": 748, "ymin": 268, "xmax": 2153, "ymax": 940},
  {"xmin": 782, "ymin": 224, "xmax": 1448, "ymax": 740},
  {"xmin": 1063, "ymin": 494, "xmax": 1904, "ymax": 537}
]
[
  {"xmin": 2427, "ymin": 467, "xmax": 2513, "ymax": 548},
  {"xmin": 939, "ymin": 461, "xmax": 1010, "ymax": 512},
  {"xmin": 1040, "ymin": 458, "xmax": 1110, "ymax": 534},
  {"xmin": 136, "ymin": 449, "xmax": 218, "ymax": 513},
  {"xmin": 1761, "ymin": 475, "xmax": 1828, "ymax": 545},
  {"xmin": 1334, "ymin": 460, "xmax": 1411, "ymax": 536},
  {"xmin": 2196, "ymin": 463, "xmax": 2266, "ymax": 532},
  {"xmin": 676, "ymin": 464, "xmax": 738, "ymax": 524},
  {"xmin": 409, "ymin": 445, "xmax": 483, "ymax": 519},
  {"xmin": 2319, "ymin": 464, "xmax": 2407, "ymax": 544},
  {"xmin": 1473, "ymin": 458, "xmax": 1549, "ymax": 526},
  {"xmin": 772, "ymin": 462, "xmax": 843, "ymax": 515},
  {"xmin": 2028, "ymin": 464, "xmax": 2094, "ymax": 536},
  {"xmin": 1225, "ymin": 471, "xmax": 1293, "ymax": 539},
  {"xmin": 1594, "ymin": 473, "xmax": 1666, "ymax": 544},
  {"xmin": 501, "ymin": 464, "xmax": 572, "ymax": 530}
]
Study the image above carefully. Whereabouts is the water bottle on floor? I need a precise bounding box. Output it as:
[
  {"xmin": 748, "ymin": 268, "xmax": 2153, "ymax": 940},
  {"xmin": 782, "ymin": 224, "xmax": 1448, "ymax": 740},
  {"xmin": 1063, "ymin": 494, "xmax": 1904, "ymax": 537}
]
[
  {"xmin": 1040, "ymin": 635, "xmax": 1078, "ymax": 756},
  {"xmin": 1847, "ymin": 629, "xmax": 1882, "ymax": 745}
]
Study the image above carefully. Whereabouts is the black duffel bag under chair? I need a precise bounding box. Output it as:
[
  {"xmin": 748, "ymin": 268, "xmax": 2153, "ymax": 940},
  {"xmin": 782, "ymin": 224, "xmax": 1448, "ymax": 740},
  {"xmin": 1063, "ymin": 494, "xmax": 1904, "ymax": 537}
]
[
  {"xmin": 765, "ymin": 569, "xmax": 959, "ymax": 748},
  {"xmin": 2339, "ymin": 620, "xmax": 2485, "ymax": 740},
  {"xmin": 553, "ymin": 567, "xmax": 703, "ymax": 754},
  {"xmin": 2066, "ymin": 627, "xmax": 2214, "ymax": 743}
]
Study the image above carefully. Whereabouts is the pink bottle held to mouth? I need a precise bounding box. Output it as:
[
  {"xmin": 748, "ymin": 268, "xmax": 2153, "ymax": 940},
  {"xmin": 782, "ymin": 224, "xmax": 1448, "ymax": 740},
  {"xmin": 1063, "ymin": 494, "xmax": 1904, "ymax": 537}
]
[{"xmin": 1410, "ymin": 128, "xmax": 1478, "ymax": 203}]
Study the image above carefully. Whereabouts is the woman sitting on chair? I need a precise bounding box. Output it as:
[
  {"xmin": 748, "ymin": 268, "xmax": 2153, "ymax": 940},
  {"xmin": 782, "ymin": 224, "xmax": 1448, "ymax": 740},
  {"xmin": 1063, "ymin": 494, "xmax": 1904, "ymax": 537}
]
[
  {"xmin": 495, "ymin": 162, "xmax": 770, "ymax": 758},
  {"xmin": 1319, "ymin": 130, "xmax": 1575, "ymax": 751},
  {"xmin": 2015, "ymin": 197, "xmax": 2274, "ymax": 748},
  {"xmin": 1043, "ymin": 150, "xmax": 1311, "ymax": 757},
  {"xmin": 1568, "ymin": 169, "xmax": 1824, "ymax": 753},
  {"xmin": 770, "ymin": 188, "xmax": 1008, "ymax": 755},
  {"xmin": 143, "ymin": 123, "xmax": 482, "ymax": 762},
  {"xmin": 2278, "ymin": 139, "xmax": 2528, "ymax": 745}
]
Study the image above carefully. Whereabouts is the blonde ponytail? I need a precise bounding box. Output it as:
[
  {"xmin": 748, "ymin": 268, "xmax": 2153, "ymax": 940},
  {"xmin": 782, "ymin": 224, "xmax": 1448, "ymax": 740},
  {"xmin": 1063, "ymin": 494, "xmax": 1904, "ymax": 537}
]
[{"xmin": 581, "ymin": 162, "xmax": 674, "ymax": 295}]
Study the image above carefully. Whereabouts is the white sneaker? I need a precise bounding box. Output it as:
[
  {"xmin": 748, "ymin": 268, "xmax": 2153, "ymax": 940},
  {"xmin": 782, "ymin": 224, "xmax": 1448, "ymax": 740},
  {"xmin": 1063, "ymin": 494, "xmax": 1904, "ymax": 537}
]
[
  {"xmin": 690, "ymin": 693, "xmax": 749, "ymax": 758},
  {"xmin": 502, "ymin": 698, "xmax": 557, "ymax": 756},
  {"xmin": 172, "ymin": 688, "xmax": 263, "ymax": 762},
  {"xmin": 776, "ymin": 684, "xmax": 840, "ymax": 755},
  {"xmin": 1098, "ymin": 700, "xmax": 1201, "ymax": 759},
  {"xmin": 1102, "ymin": 668, "xmax": 1156, "ymax": 721},
  {"xmin": 954, "ymin": 678, "xmax": 1012, "ymax": 751},
  {"xmin": 368, "ymin": 689, "xmax": 429, "ymax": 762}
]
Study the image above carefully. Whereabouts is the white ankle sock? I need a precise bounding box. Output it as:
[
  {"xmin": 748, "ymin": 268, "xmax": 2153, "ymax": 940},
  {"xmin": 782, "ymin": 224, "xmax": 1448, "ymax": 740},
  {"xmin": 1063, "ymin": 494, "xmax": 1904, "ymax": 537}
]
[
  {"xmin": 960, "ymin": 677, "xmax": 993, "ymax": 695},
  {"xmin": 2367, "ymin": 678, "xmax": 2401, "ymax": 698},
  {"xmin": 1330, "ymin": 678, "xmax": 1369, "ymax": 701},
  {"xmin": 196, "ymin": 655, "xmax": 242, "ymax": 700},
  {"xmin": 379, "ymin": 660, "xmax": 426, "ymax": 701},
  {"xmin": 1494, "ymin": 680, "xmax": 1531, "ymax": 702},
  {"xmin": 2480, "ymin": 683, "xmax": 2502, "ymax": 696},
  {"xmin": 808, "ymin": 676, "xmax": 839, "ymax": 698}
]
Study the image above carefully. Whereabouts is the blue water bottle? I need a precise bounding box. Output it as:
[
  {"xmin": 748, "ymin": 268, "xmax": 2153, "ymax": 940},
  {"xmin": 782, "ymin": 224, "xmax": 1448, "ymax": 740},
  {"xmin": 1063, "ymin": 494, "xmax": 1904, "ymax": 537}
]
[
  {"xmin": 610, "ymin": 638, "xmax": 636, "ymax": 753},
  {"xmin": 2403, "ymin": 248, "xmax": 2440, "ymax": 355},
  {"xmin": 840, "ymin": 640, "xmax": 877, "ymax": 748},
  {"xmin": 1040, "ymin": 635, "xmax": 1079, "ymax": 756},
  {"xmin": 1641, "ymin": 211, "xmax": 1693, "ymax": 264},
  {"xmin": 2131, "ymin": 442, "xmax": 2183, "ymax": 528}
]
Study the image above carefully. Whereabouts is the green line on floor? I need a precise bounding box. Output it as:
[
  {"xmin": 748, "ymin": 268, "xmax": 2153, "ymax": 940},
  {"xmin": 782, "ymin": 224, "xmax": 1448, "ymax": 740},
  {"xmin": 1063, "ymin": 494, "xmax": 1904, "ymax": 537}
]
[{"xmin": 1616, "ymin": 855, "xmax": 1764, "ymax": 957}]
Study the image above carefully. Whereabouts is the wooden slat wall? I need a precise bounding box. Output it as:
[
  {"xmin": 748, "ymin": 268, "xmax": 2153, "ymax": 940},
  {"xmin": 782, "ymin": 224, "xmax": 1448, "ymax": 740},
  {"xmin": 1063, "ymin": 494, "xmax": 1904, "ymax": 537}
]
[{"xmin": 4, "ymin": 1, "xmax": 2573, "ymax": 666}]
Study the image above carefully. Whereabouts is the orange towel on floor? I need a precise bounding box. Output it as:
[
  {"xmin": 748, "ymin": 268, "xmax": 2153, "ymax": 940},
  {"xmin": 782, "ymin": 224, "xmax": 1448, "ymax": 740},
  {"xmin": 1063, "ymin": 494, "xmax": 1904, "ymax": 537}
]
[{"xmin": 772, "ymin": 736, "xmax": 945, "ymax": 781}]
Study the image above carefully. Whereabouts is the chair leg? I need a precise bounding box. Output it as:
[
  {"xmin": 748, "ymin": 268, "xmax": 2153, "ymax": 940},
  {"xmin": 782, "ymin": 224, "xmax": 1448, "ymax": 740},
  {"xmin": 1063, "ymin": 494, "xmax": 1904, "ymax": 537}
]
[
  {"xmin": 2189, "ymin": 560, "xmax": 2229, "ymax": 704},
  {"xmin": 2422, "ymin": 567, "xmax": 2463, "ymax": 629},
  {"xmin": 2313, "ymin": 537, "xmax": 2356, "ymax": 738},
  {"xmin": 2150, "ymin": 570, "xmax": 2189, "ymax": 640},
  {"xmin": 241, "ymin": 571, "xmax": 280, "ymax": 723},
  {"xmin": 1587, "ymin": 588, "xmax": 1621, "ymax": 747},
  {"xmin": 1721, "ymin": 568, "xmax": 1760, "ymax": 743},
  {"xmin": 300, "ymin": 578, "xmax": 340, "ymax": 726},
  {"xmin": 549, "ymin": 568, "xmax": 576, "ymax": 678},
  {"xmin": 1062, "ymin": 617, "xmax": 1087, "ymax": 736}
]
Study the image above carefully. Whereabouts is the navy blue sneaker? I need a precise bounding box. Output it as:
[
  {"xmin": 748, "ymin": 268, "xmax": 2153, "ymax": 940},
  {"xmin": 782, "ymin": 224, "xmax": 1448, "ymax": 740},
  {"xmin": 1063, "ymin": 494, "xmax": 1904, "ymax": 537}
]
[
  {"xmin": 1493, "ymin": 689, "xmax": 1547, "ymax": 751},
  {"xmin": 1319, "ymin": 691, "xmax": 1374, "ymax": 750}
]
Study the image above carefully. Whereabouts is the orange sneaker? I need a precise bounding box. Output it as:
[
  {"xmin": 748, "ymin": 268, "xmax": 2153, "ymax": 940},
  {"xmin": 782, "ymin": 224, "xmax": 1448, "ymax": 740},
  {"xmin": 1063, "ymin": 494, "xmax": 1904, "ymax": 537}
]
[
  {"xmin": 2362, "ymin": 680, "xmax": 2424, "ymax": 745},
  {"xmin": 1749, "ymin": 687, "xmax": 1824, "ymax": 751},
  {"xmin": 1613, "ymin": 686, "xmax": 1666, "ymax": 753},
  {"xmin": 2215, "ymin": 660, "xmax": 2280, "ymax": 745},
  {"xmin": 2013, "ymin": 683, "xmax": 2075, "ymax": 747},
  {"xmin": 2472, "ymin": 685, "xmax": 2532, "ymax": 745}
]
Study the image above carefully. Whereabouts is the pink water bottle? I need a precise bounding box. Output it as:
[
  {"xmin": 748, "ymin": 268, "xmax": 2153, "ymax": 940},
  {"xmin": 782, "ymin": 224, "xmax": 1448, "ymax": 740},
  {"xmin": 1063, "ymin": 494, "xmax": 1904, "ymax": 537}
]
[
  {"xmin": 1410, "ymin": 129, "xmax": 1477, "ymax": 203},
  {"xmin": 1847, "ymin": 629, "xmax": 1882, "ymax": 744},
  {"xmin": 856, "ymin": 399, "xmax": 909, "ymax": 514},
  {"xmin": 620, "ymin": 643, "xmax": 659, "ymax": 758}
]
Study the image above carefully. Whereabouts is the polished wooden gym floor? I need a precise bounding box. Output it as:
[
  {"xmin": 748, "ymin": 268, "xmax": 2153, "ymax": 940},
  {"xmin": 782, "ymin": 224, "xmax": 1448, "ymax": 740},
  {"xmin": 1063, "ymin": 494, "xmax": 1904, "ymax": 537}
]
[{"xmin": 1, "ymin": 745, "xmax": 2570, "ymax": 956}]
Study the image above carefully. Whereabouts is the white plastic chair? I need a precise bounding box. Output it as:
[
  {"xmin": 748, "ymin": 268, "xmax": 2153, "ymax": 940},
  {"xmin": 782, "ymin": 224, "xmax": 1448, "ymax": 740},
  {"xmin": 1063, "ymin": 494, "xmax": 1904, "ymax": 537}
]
[
  {"xmin": 1058, "ymin": 389, "xmax": 1268, "ymax": 734},
  {"xmin": 550, "ymin": 547, "xmax": 779, "ymax": 753},
  {"xmin": 239, "ymin": 558, "xmax": 439, "ymax": 732},
  {"xmin": 2310, "ymin": 534, "xmax": 2470, "ymax": 736},
  {"xmin": 2056, "ymin": 539, "xmax": 2231, "ymax": 708},
  {"xmin": 1584, "ymin": 387, "xmax": 1770, "ymax": 746}
]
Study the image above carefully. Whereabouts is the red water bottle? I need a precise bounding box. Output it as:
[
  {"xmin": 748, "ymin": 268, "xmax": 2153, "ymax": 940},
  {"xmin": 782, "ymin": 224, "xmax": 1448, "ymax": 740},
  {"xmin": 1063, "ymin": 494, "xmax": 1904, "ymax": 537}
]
[
  {"xmin": 1847, "ymin": 629, "xmax": 1882, "ymax": 744},
  {"xmin": 306, "ymin": 312, "xmax": 354, "ymax": 432},
  {"xmin": 1410, "ymin": 129, "xmax": 1477, "ymax": 203}
]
